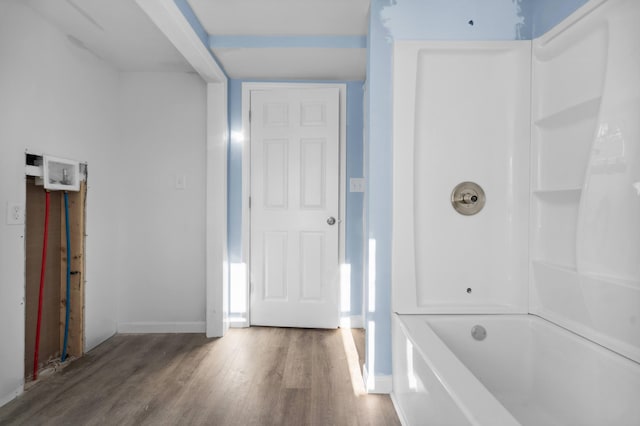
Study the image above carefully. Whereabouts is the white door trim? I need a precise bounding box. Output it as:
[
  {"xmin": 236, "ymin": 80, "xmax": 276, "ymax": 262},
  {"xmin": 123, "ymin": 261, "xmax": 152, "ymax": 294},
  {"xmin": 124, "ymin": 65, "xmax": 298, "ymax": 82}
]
[
  {"xmin": 205, "ymin": 82, "xmax": 230, "ymax": 337},
  {"xmin": 239, "ymin": 82, "xmax": 347, "ymax": 328}
]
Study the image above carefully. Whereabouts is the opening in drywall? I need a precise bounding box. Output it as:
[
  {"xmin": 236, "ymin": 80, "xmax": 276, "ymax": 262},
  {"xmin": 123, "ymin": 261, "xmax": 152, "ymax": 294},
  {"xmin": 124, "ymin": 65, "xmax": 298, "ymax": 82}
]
[{"xmin": 24, "ymin": 170, "xmax": 86, "ymax": 381}]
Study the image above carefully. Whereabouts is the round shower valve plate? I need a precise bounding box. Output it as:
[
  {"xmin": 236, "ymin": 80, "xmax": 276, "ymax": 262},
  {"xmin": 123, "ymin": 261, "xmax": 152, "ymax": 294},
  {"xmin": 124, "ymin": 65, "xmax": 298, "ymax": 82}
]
[{"xmin": 451, "ymin": 182, "xmax": 486, "ymax": 215}]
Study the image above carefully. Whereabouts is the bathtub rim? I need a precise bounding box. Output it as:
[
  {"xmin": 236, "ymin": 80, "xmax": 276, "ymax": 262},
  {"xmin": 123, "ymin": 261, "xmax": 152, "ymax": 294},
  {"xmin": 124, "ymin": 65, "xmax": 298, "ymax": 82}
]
[
  {"xmin": 422, "ymin": 312, "xmax": 640, "ymax": 366},
  {"xmin": 393, "ymin": 312, "xmax": 640, "ymax": 426},
  {"xmin": 393, "ymin": 313, "xmax": 521, "ymax": 426}
]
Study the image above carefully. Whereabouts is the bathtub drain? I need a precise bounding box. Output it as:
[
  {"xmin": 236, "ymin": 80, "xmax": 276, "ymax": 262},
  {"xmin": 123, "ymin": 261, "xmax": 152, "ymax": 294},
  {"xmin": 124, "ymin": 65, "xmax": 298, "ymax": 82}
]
[{"xmin": 471, "ymin": 325, "xmax": 487, "ymax": 341}]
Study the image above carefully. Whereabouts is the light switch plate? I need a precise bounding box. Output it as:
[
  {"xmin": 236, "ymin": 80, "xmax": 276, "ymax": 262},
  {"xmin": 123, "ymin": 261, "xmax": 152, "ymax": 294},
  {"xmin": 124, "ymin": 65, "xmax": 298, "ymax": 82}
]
[
  {"xmin": 350, "ymin": 178, "xmax": 365, "ymax": 193},
  {"xmin": 175, "ymin": 174, "xmax": 187, "ymax": 190}
]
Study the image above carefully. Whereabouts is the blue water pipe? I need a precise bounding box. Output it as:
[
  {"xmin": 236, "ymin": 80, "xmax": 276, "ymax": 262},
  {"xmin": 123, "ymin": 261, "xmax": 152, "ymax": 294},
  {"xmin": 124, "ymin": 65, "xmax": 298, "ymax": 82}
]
[{"xmin": 62, "ymin": 192, "xmax": 71, "ymax": 362}]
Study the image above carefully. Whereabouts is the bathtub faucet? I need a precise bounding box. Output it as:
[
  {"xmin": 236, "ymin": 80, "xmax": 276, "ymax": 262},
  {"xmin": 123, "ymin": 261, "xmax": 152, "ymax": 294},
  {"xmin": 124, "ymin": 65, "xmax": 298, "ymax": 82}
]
[{"xmin": 451, "ymin": 181, "xmax": 485, "ymax": 215}]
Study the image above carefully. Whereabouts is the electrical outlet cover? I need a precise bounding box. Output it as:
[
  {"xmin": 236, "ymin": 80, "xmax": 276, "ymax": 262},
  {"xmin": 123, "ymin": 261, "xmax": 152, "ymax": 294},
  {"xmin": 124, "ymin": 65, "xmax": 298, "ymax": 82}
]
[
  {"xmin": 6, "ymin": 202, "xmax": 24, "ymax": 225},
  {"xmin": 349, "ymin": 178, "xmax": 365, "ymax": 193}
]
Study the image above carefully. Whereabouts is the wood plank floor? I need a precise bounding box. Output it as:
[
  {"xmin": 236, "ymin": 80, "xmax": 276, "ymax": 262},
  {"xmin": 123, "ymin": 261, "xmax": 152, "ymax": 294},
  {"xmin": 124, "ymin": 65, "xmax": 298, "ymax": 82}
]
[{"xmin": 0, "ymin": 328, "xmax": 400, "ymax": 426}]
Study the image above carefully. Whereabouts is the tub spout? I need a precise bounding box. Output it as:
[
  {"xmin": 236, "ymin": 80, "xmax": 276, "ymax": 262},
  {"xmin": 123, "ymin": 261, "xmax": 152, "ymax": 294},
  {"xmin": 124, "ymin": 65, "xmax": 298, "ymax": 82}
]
[{"xmin": 461, "ymin": 193, "xmax": 478, "ymax": 204}]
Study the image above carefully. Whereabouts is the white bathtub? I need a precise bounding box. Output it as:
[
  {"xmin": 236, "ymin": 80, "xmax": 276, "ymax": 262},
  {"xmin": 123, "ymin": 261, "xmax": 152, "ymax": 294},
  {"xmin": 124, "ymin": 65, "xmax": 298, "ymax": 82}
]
[{"xmin": 392, "ymin": 314, "xmax": 640, "ymax": 426}]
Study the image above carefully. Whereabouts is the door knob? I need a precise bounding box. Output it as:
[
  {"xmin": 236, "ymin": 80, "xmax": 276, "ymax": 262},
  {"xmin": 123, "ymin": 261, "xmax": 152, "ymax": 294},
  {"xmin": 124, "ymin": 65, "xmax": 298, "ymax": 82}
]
[{"xmin": 327, "ymin": 217, "xmax": 336, "ymax": 225}]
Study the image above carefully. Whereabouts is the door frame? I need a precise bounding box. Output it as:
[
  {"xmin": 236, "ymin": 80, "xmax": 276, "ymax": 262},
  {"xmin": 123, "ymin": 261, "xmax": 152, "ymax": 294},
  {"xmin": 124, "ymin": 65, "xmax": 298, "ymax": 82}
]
[
  {"xmin": 239, "ymin": 82, "xmax": 347, "ymax": 327},
  {"xmin": 205, "ymin": 82, "xmax": 229, "ymax": 338}
]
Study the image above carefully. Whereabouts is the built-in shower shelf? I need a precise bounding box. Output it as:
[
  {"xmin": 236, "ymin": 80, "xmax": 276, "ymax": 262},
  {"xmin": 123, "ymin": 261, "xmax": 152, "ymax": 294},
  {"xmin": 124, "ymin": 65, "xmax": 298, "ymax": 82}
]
[
  {"xmin": 534, "ymin": 96, "xmax": 601, "ymax": 128},
  {"xmin": 532, "ymin": 98, "xmax": 597, "ymax": 190},
  {"xmin": 531, "ymin": 191, "xmax": 579, "ymax": 269}
]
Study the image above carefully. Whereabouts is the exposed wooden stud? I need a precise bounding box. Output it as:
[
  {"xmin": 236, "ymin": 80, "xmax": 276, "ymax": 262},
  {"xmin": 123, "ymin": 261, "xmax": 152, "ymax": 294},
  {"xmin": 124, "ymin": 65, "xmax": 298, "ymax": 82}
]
[
  {"xmin": 58, "ymin": 182, "xmax": 86, "ymax": 359},
  {"xmin": 68, "ymin": 182, "xmax": 86, "ymax": 357},
  {"xmin": 59, "ymin": 194, "xmax": 67, "ymax": 354}
]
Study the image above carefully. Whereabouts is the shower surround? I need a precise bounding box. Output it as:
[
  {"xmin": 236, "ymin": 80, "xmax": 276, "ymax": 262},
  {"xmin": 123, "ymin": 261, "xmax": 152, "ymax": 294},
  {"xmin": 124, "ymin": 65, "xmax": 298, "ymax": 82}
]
[{"xmin": 390, "ymin": 0, "xmax": 640, "ymax": 424}]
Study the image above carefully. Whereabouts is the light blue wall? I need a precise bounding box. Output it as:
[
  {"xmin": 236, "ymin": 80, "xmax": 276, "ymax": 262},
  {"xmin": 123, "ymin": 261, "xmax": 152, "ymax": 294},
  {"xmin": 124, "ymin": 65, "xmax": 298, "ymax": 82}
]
[
  {"xmin": 210, "ymin": 35, "xmax": 366, "ymax": 49},
  {"xmin": 364, "ymin": 0, "xmax": 395, "ymax": 378},
  {"xmin": 380, "ymin": 0, "xmax": 530, "ymax": 40},
  {"xmin": 227, "ymin": 80, "xmax": 243, "ymax": 264},
  {"xmin": 228, "ymin": 80, "xmax": 365, "ymax": 318},
  {"xmin": 531, "ymin": 0, "xmax": 591, "ymax": 37},
  {"xmin": 344, "ymin": 83, "xmax": 365, "ymax": 319}
]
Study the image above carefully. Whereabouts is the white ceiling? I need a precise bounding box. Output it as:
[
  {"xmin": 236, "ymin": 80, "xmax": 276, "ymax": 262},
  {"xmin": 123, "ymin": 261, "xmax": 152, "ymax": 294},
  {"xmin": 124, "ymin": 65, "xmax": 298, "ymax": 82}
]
[
  {"xmin": 187, "ymin": 0, "xmax": 370, "ymax": 36},
  {"xmin": 26, "ymin": 0, "xmax": 194, "ymax": 72},
  {"xmin": 187, "ymin": 0, "xmax": 370, "ymax": 80},
  {"xmin": 26, "ymin": 0, "xmax": 370, "ymax": 80},
  {"xmin": 214, "ymin": 47, "xmax": 367, "ymax": 81}
]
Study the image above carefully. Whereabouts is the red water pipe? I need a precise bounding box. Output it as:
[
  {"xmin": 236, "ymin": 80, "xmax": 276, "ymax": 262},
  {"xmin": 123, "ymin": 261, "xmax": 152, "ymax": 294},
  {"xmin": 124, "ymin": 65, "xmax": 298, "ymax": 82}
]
[{"xmin": 33, "ymin": 190, "xmax": 50, "ymax": 380}]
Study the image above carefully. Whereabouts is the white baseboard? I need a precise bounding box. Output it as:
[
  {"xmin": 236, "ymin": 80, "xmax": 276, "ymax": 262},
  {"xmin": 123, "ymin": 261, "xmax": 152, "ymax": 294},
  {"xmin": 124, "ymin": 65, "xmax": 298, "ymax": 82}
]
[
  {"xmin": 390, "ymin": 392, "xmax": 408, "ymax": 426},
  {"xmin": 0, "ymin": 385, "xmax": 23, "ymax": 409},
  {"xmin": 340, "ymin": 315, "xmax": 364, "ymax": 329},
  {"xmin": 117, "ymin": 321, "xmax": 205, "ymax": 333},
  {"xmin": 362, "ymin": 364, "xmax": 393, "ymax": 394}
]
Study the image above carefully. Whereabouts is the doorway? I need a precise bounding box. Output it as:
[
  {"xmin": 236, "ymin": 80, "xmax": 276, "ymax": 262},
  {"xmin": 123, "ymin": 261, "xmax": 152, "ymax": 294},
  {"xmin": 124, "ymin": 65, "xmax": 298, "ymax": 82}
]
[{"xmin": 246, "ymin": 84, "xmax": 346, "ymax": 328}]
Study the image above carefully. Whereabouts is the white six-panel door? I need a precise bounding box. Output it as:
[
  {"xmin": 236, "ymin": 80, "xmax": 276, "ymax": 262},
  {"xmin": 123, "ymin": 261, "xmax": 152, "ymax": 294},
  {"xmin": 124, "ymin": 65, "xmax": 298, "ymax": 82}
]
[{"xmin": 250, "ymin": 88, "xmax": 340, "ymax": 328}]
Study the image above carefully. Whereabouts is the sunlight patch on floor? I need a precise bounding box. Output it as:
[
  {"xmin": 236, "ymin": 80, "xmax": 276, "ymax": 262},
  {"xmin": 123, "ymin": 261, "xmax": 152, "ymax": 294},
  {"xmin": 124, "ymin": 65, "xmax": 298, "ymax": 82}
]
[{"xmin": 340, "ymin": 328, "xmax": 367, "ymax": 396}]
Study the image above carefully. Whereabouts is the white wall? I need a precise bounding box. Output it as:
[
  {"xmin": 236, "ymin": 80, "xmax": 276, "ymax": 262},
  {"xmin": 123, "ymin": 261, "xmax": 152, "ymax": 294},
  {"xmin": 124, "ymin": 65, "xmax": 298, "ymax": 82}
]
[
  {"xmin": 0, "ymin": 1, "xmax": 209, "ymax": 406},
  {"xmin": 116, "ymin": 72, "xmax": 207, "ymax": 333},
  {"xmin": 0, "ymin": 1, "xmax": 121, "ymax": 405}
]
